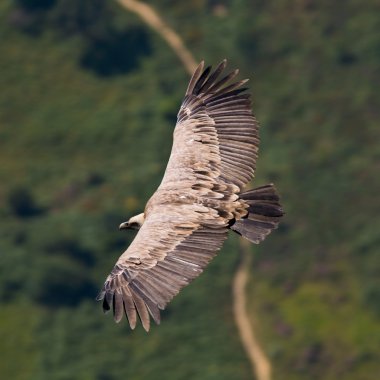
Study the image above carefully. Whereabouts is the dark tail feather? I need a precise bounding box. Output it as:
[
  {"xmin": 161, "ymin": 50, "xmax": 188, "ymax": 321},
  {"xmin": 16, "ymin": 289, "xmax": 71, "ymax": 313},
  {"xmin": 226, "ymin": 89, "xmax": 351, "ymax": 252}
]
[{"xmin": 231, "ymin": 184, "xmax": 284, "ymax": 244}]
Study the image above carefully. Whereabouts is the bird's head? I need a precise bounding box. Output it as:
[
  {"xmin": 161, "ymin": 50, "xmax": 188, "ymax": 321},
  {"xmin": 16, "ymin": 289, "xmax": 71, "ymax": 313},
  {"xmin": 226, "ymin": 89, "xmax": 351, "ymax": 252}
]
[{"xmin": 119, "ymin": 213, "xmax": 145, "ymax": 231}]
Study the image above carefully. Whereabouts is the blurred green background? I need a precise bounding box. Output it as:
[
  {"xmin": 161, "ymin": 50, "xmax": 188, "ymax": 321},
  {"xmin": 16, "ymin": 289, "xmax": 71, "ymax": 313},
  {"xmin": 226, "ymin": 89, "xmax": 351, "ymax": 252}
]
[{"xmin": 0, "ymin": 1, "xmax": 379, "ymax": 379}]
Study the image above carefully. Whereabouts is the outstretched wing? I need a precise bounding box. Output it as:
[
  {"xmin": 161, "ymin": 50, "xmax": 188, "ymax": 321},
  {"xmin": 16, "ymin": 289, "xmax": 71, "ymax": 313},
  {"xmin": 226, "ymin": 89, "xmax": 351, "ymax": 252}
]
[
  {"xmin": 97, "ymin": 204, "xmax": 228, "ymax": 331},
  {"xmin": 175, "ymin": 59, "xmax": 259, "ymax": 190},
  {"xmin": 98, "ymin": 61, "xmax": 259, "ymax": 330}
]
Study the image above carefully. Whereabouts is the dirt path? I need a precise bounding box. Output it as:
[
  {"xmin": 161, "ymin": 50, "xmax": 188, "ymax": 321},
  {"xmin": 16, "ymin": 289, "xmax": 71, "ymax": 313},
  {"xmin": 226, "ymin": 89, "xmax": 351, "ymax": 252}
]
[
  {"xmin": 116, "ymin": 0, "xmax": 197, "ymax": 75},
  {"xmin": 115, "ymin": 2, "xmax": 272, "ymax": 378},
  {"xmin": 233, "ymin": 240, "xmax": 272, "ymax": 380}
]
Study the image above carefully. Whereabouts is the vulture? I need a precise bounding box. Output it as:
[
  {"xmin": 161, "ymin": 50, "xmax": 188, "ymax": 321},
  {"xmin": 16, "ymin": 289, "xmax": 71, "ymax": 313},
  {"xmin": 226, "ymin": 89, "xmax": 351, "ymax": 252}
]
[{"xmin": 97, "ymin": 60, "xmax": 284, "ymax": 331}]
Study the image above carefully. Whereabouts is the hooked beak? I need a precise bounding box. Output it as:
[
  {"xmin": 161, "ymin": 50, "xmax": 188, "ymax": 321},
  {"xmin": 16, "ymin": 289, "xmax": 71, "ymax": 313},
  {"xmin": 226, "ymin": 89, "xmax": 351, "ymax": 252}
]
[{"xmin": 119, "ymin": 222, "xmax": 130, "ymax": 230}]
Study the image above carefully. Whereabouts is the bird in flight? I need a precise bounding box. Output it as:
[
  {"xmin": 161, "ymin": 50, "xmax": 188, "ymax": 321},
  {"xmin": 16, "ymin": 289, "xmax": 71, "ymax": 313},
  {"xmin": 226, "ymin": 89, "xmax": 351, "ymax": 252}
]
[{"xmin": 97, "ymin": 60, "xmax": 283, "ymax": 331}]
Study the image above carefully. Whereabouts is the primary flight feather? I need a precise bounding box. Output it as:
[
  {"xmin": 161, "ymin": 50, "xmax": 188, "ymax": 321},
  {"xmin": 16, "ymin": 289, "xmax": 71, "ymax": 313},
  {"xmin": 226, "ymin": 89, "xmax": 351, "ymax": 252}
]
[{"xmin": 97, "ymin": 60, "xmax": 284, "ymax": 331}]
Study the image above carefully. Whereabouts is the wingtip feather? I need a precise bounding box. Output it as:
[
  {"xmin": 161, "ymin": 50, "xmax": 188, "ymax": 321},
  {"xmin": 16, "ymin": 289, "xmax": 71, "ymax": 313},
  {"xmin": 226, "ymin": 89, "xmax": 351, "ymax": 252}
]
[
  {"xmin": 96, "ymin": 290, "xmax": 105, "ymax": 301},
  {"xmin": 186, "ymin": 61, "xmax": 205, "ymax": 95}
]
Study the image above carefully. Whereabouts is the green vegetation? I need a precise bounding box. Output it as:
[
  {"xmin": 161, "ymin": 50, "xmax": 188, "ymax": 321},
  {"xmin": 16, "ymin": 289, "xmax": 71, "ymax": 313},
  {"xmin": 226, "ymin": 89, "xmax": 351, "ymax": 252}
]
[{"xmin": 1, "ymin": 1, "xmax": 379, "ymax": 379}]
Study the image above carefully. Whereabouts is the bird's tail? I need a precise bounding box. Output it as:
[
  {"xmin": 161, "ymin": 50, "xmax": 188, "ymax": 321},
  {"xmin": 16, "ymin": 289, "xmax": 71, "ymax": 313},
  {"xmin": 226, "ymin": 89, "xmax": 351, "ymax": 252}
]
[{"xmin": 231, "ymin": 184, "xmax": 284, "ymax": 244}]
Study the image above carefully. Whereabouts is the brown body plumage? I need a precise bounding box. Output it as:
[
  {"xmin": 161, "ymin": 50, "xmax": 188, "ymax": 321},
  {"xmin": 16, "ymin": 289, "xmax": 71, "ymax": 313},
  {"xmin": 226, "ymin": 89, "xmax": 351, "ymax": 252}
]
[{"xmin": 97, "ymin": 60, "xmax": 284, "ymax": 331}]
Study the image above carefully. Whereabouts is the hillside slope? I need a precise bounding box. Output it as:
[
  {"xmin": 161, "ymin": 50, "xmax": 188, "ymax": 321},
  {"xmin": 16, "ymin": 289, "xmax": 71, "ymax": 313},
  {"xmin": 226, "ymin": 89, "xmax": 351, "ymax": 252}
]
[{"xmin": 1, "ymin": 1, "xmax": 379, "ymax": 379}]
